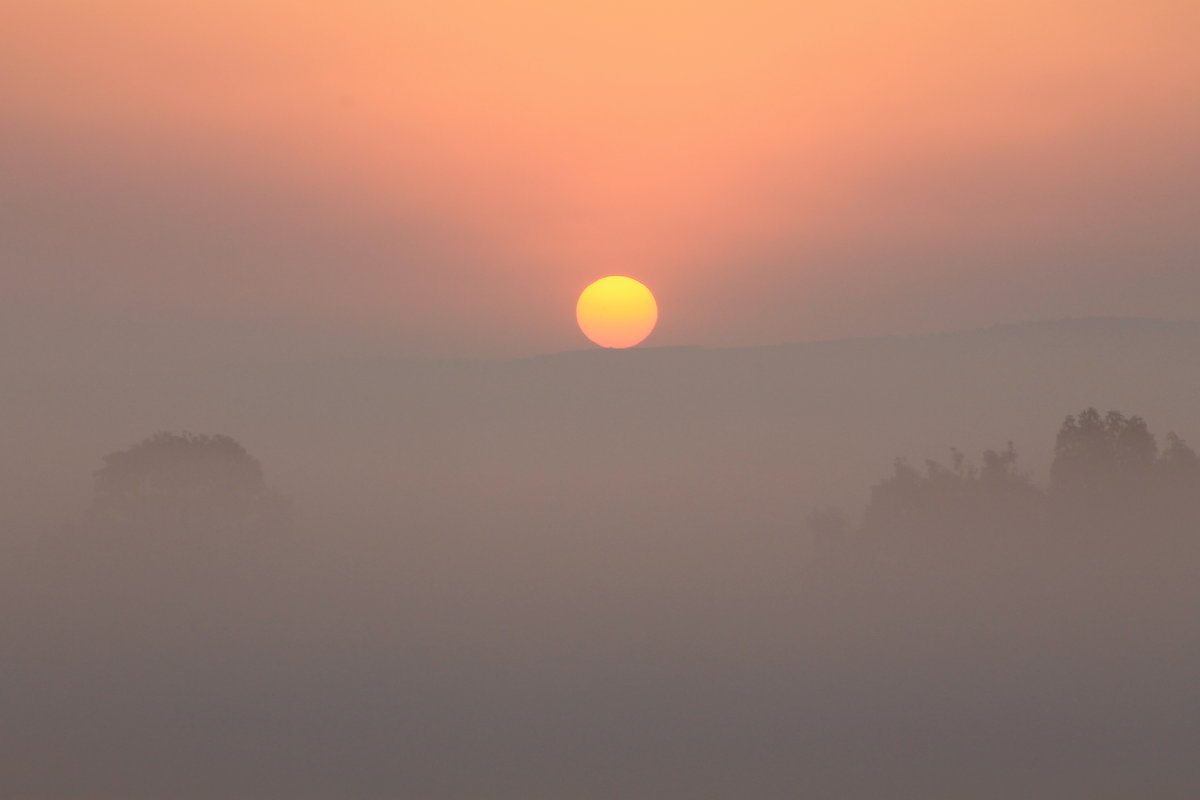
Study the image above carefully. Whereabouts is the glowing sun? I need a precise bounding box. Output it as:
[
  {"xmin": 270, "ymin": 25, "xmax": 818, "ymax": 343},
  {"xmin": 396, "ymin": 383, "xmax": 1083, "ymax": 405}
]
[{"xmin": 576, "ymin": 276, "xmax": 658, "ymax": 348}]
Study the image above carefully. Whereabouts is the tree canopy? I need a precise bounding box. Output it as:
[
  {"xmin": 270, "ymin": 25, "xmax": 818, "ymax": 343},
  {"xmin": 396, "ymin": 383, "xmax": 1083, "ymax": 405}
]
[{"xmin": 90, "ymin": 432, "xmax": 287, "ymax": 533}]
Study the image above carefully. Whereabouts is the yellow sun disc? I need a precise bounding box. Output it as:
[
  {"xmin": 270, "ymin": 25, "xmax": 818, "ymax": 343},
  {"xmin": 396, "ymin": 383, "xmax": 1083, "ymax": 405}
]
[{"xmin": 576, "ymin": 276, "xmax": 658, "ymax": 348}]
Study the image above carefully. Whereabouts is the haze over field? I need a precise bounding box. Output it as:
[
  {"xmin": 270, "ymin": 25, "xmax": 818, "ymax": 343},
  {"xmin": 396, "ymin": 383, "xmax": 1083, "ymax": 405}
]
[
  {"xmin": 4, "ymin": 0, "xmax": 1200, "ymax": 797},
  {"xmin": 5, "ymin": 319, "xmax": 1200, "ymax": 798}
]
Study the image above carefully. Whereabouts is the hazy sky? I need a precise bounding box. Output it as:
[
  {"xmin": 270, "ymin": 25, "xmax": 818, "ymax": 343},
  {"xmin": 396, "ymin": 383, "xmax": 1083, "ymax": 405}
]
[{"xmin": 4, "ymin": 0, "xmax": 1198, "ymax": 355}]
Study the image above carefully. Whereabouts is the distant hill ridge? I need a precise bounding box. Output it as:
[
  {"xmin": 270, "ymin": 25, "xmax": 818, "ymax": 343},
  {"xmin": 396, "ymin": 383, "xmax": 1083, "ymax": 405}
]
[{"xmin": 526, "ymin": 316, "xmax": 1200, "ymax": 362}]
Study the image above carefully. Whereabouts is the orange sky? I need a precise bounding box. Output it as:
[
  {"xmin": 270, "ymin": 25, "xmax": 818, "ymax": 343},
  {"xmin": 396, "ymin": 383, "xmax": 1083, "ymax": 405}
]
[{"xmin": 3, "ymin": 0, "xmax": 1198, "ymax": 353}]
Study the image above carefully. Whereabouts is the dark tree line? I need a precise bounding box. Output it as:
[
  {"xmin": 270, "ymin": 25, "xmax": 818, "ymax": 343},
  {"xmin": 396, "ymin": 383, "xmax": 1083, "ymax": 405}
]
[{"xmin": 815, "ymin": 408, "xmax": 1200, "ymax": 571}]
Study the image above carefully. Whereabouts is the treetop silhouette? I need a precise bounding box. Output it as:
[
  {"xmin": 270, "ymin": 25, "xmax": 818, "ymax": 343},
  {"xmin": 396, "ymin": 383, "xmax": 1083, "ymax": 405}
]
[{"xmin": 90, "ymin": 432, "xmax": 287, "ymax": 533}]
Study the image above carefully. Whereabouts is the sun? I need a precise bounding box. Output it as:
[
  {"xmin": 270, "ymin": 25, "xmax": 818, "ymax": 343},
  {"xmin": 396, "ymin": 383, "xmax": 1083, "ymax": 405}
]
[{"xmin": 576, "ymin": 276, "xmax": 658, "ymax": 348}]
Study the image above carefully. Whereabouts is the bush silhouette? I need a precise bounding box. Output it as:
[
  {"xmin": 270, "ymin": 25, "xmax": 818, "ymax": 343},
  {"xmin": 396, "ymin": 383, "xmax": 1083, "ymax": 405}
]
[{"xmin": 860, "ymin": 443, "xmax": 1042, "ymax": 551}]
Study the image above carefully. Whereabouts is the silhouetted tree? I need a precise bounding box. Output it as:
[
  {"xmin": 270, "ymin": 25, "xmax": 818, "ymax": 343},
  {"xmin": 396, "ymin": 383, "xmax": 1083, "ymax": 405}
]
[
  {"xmin": 1046, "ymin": 409, "xmax": 1200, "ymax": 543},
  {"xmin": 1050, "ymin": 408, "xmax": 1158, "ymax": 500},
  {"xmin": 90, "ymin": 432, "xmax": 288, "ymax": 534}
]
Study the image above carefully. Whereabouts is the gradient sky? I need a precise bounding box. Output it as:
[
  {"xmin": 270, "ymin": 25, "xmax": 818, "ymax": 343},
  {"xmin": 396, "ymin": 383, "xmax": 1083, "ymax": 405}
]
[{"xmin": 3, "ymin": 0, "xmax": 1198, "ymax": 355}]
